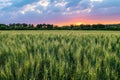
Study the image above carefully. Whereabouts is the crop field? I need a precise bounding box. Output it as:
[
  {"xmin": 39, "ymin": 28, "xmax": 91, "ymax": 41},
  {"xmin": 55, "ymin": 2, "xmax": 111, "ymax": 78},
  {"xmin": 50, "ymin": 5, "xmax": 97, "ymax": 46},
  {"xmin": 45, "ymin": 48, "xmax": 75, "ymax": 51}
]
[{"xmin": 0, "ymin": 31, "xmax": 120, "ymax": 80}]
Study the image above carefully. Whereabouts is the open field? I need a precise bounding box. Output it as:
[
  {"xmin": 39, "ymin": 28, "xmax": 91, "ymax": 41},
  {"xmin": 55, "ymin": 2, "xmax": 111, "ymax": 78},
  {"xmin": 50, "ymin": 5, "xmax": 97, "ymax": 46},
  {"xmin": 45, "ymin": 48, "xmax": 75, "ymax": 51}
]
[
  {"xmin": 0, "ymin": 30, "xmax": 120, "ymax": 35},
  {"xmin": 0, "ymin": 31, "xmax": 120, "ymax": 80}
]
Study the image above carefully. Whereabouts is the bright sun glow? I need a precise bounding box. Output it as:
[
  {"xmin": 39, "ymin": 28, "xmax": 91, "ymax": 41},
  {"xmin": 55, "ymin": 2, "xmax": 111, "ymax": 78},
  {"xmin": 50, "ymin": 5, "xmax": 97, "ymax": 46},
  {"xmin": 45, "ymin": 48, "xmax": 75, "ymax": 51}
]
[{"xmin": 76, "ymin": 22, "xmax": 82, "ymax": 25}]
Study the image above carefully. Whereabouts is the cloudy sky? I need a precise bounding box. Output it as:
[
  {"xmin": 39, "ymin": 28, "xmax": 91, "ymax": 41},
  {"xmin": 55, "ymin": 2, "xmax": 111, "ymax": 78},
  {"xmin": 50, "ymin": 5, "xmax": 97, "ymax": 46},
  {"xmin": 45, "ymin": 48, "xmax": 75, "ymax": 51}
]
[{"xmin": 0, "ymin": 0, "xmax": 120, "ymax": 25}]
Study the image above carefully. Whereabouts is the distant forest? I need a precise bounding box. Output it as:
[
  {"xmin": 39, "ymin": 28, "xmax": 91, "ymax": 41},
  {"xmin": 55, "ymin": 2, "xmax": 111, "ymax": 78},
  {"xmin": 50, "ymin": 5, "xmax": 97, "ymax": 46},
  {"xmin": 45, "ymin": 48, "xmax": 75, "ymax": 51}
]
[{"xmin": 0, "ymin": 23, "xmax": 120, "ymax": 30}]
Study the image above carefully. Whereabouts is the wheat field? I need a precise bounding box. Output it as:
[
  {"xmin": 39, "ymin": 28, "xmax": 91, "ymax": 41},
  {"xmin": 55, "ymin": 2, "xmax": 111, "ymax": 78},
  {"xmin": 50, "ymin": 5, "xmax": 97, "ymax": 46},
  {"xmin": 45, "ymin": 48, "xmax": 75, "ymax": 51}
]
[{"xmin": 0, "ymin": 31, "xmax": 120, "ymax": 80}]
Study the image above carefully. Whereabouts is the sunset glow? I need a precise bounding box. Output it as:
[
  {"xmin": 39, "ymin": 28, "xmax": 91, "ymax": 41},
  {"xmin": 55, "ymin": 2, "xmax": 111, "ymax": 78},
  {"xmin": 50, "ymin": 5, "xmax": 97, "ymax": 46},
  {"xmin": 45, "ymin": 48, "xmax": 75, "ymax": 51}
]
[
  {"xmin": 0, "ymin": 0, "xmax": 120, "ymax": 26},
  {"xmin": 75, "ymin": 22, "xmax": 82, "ymax": 25}
]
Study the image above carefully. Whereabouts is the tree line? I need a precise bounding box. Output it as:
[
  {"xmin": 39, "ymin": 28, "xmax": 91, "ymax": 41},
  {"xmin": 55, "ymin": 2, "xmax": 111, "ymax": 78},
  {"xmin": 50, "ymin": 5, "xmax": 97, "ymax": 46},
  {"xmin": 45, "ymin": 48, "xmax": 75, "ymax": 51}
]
[{"xmin": 0, "ymin": 23, "xmax": 120, "ymax": 30}]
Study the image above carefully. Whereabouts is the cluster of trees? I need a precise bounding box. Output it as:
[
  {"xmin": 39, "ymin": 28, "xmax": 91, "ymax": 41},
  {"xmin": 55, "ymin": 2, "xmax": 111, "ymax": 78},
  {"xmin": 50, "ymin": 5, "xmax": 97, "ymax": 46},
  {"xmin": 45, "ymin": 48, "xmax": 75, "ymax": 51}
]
[{"xmin": 0, "ymin": 23, "xmax": 120, "ymax": 30}]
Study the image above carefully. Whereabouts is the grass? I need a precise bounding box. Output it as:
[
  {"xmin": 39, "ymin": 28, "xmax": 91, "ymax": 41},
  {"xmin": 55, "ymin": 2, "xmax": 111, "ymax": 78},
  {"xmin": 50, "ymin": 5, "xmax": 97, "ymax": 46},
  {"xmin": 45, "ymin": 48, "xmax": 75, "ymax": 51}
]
[{"xmin": 0, "ymin": 30, "xmax": 120, "ymax": 80}]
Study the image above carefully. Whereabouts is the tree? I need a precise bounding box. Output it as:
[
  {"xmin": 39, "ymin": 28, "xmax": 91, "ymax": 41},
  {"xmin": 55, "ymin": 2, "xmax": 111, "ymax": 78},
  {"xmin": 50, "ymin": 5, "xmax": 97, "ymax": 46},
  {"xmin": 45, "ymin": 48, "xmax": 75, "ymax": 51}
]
[{"xmin": 36, "ymin": 24, "xmax": 43, "ymax": 29}]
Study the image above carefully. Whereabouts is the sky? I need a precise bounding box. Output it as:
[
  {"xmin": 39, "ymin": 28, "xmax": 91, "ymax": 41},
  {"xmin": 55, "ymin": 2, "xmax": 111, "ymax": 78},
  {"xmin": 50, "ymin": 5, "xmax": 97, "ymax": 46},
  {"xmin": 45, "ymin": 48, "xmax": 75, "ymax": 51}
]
[{"xmin": 0, "ymin": 0, "xmax": 120, "ymax": 26}]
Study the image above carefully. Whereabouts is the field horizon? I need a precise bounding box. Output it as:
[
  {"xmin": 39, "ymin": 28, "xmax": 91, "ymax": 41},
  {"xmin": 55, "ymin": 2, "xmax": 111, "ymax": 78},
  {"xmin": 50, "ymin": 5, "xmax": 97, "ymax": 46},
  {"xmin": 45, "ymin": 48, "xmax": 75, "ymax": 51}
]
[{"xmin": 0, "ymin": 23, "xmax": 120, "ymax": 30}]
